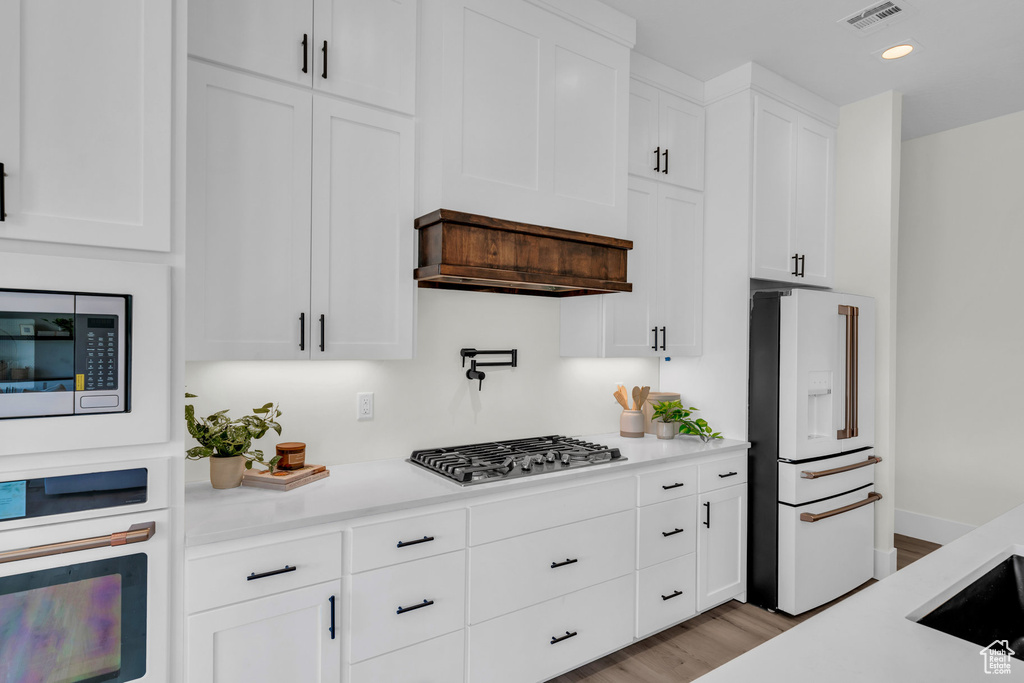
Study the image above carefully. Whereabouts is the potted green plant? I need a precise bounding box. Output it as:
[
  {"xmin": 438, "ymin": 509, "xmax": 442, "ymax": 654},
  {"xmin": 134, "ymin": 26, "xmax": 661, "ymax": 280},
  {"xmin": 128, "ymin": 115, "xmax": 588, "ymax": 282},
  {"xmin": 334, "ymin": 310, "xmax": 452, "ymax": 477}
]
[
  {"xmin": 185, "ymin": 393, "xmax": 284, "ymax": 489},
  {"xmin": 650, "ymin": 400, "xmax": 723, "ymax": 443}
]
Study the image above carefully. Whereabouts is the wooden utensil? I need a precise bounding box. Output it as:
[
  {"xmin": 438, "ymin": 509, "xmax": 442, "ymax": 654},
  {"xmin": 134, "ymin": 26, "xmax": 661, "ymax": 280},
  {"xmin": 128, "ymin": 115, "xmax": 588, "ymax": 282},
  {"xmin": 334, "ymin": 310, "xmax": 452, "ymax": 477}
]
[
  {"xmin": 612, "ymin": 391, "xmax": 629, "ymax": 410},
  {"xmin": 616, "ymin": 385, "xmax": 629, "ymax": 409},
  {"xmin": 632, "ymin": 386, "xmax": 641, "ymax": 411},
  {"xmin": 638, "ymin": 386, "xmax": 650, "ymax": 410}
]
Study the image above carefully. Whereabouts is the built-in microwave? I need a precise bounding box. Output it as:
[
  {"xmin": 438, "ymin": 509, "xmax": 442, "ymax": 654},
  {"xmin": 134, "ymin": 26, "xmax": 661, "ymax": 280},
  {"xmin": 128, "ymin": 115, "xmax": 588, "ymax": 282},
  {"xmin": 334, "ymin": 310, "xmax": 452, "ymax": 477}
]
[{"xmin": 0, "ymin": 289, "xmax": 130, "ymax": 419}]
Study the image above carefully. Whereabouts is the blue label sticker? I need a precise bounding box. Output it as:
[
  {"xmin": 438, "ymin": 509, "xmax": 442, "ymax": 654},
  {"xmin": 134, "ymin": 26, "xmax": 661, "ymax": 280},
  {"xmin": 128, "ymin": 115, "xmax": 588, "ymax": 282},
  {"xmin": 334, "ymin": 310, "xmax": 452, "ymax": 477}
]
[{"xmin": 0, "ymin": 481, "xmax": 27, "ymax": 521}]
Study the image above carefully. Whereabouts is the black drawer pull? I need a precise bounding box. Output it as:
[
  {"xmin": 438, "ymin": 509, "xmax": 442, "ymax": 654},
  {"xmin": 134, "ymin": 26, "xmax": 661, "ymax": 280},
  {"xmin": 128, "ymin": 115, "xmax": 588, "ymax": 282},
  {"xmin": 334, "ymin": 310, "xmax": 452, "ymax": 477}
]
[
  {"xmin": 662, "ymin": 527, "xmax": 685, "ymax": 538},
  {"xmin": 301, "ymin": 34, "xmax": 308, "ymax": 74},
  {"xmin": 662, "ymin": 482, "xmax": 685, "ymax": 490},
  {"xmin": 247, "ymin": 565, "xmax": 296, "ymax": 581},
  {"xmin": 299, "ymin": 312, "xmax": 305, "ymax": 351},
  {"xmin": 704, "ymin": 501, "xmax": 711, "ymax": 528},
  {"xmin": 328, "ymin": 595, "xmax": 336, "ymax": 639},
  {"xmin": 551, "ymin": 630, "xmax": 578, "ymax": 645},
  {"xmin": 662, "ymin": 590, "xmax": 683, "ymax": 601},
  {"xmin": 718, "ymin": 471, "xmax": 738, "ymax": 478},
  {"xmin": 396, "ymin": 535, "xmax": 435, "ymax": 548},
  {"xmin": 396, "ymin": 599, "xmax": 434, "ymax": 615},
  {"xmin": 551, "ymin": 558, "xmax": 578, "ymax": 569},
  {"xmin": 0, "ymin": 162, "xmax": 6, "ymax": 221},
  {"xmin": 321, "ymin": 40, "xmax": 328, "ymax": 79}
]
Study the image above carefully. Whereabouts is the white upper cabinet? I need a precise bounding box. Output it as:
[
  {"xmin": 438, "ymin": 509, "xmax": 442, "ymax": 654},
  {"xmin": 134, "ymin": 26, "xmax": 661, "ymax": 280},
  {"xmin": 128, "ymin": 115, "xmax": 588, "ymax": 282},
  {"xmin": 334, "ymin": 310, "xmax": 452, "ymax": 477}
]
[
  {"xmin": 629, "ymin": 79, "xmax": 705, "ymax": 190},
  {"xmin": 0, "ymin": 0, "xmax": 172, "ymax": 251},
  {"xmin": 417, "ymin": 0, "xmax": 635, "ymax": 238},
  {"xmin": 189, "ymin": 0, "xmax": 417, "ymax": 113},
  {"xmin": 750, "ymin": 92, "xmax": 835, "ymax": 287}
]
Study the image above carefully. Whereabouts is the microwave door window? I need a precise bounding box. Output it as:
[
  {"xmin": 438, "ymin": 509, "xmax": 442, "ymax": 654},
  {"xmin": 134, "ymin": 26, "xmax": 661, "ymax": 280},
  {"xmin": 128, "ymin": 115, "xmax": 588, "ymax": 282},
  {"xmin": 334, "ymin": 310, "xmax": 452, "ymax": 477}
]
[{"xmin": 0, "ymin": 313, "xmax": 75, "ymax": 395}]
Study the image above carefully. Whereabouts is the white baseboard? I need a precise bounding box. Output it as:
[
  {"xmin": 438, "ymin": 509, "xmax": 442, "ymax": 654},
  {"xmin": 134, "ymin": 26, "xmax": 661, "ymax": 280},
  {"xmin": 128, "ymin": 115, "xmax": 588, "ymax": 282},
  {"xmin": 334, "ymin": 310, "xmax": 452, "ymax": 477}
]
[
  {"xmin": 874, "ymin": 547, "xmax": 897, "ymax": 579},
  {"xmin": 895, "ymin": 508, "xmax": 976, "ymax": 546}
]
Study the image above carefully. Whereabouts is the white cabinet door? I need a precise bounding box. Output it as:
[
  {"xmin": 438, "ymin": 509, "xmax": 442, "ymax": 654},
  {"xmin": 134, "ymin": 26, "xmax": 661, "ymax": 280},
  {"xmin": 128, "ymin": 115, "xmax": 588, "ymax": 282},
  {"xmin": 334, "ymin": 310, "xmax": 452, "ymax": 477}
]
[
  {"xmin": 751, "ymin": 94, "xmax": 798, "ymax": 283},
  {"xmin": 0, "ymin": 0, "xmax": 171, "ymax": 251},
  {"xmin": 697, "ymin": 485, "xmax": 746, "ymax": 612},
  {"xmin": 189, "ymin": 0, "xmax": 313, "ymax": 86},
  {"xmin": 656, "ymin": 184, "xmax": 703, "ymax": 357},
  {"xmin": 794, "ymin": 115, "xmax": 835, "ymax": 287},
  {"xmin": 187, "ymin": 581, "xmax": 341, "ymax": 683},
  {"xmin": 310, "ymin": 97, "xmax": 415, "ymax": 360},
  {"xmin": 659, "ymin": 91, "xmax": 705, "ymax": 191},
  {"xmin": 186, "ymin": 63, "xmax": 312, "ymax": 360},
  {"xmin": 628, "ymin": 79, "xmax": 660, "ymax": 179},
  {"xmin": 604, "ymin": 177, "xmax": 658, "ymax": 357},
  {"xmin": 313, "ymin": 0, "xmax": 417, "ymax": 114}
]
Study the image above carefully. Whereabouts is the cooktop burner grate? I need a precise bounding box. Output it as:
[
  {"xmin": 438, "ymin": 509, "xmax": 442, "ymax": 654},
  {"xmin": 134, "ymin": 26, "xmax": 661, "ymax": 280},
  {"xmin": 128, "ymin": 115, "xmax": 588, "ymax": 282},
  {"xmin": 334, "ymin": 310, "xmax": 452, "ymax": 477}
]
[{"xmin": 409, "ymin": 435, "xmax": 624, "ymax": 485}]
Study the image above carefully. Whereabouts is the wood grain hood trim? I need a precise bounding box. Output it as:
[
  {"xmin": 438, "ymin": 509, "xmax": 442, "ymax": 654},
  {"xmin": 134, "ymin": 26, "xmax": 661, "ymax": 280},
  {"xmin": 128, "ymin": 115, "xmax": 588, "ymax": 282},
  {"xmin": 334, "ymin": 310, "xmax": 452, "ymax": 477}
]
[{"xmin": 414, "ymin": 209, "xmax": 633, "ymax": 297}]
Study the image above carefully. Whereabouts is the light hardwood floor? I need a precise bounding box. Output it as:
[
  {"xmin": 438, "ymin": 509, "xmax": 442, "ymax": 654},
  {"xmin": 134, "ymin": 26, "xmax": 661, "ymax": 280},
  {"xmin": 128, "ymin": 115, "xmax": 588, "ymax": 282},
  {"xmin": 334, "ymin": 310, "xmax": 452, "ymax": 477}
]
[{"xmin": 548, "ymin": 534, "xmax": 941, "ymax": 683}]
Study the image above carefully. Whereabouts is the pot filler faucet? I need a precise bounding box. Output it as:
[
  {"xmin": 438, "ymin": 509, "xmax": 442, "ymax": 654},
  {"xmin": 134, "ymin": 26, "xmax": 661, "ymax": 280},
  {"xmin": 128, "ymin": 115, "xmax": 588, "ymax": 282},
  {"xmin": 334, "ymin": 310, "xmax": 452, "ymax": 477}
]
[{"xmin": 460, "ymin": 348, "xmax": 517, "ymax": 390}]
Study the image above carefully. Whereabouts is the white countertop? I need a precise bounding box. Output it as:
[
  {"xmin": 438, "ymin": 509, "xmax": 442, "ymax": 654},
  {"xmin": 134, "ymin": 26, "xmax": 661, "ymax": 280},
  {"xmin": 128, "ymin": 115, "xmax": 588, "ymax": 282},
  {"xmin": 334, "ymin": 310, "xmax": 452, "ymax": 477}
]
[
  {"xmin": 697, "ymin": 503, "xmax": 1024, "ymax": 682},
  {"xmin": 184, "ymin": 433, "xmax": 748, "ymax": 546}
]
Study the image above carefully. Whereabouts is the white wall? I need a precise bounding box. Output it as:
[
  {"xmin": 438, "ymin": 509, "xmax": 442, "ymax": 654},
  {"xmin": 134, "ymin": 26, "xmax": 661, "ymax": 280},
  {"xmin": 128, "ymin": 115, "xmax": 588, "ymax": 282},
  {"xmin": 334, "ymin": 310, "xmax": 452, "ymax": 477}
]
[
  {"xmin": 658, "ymin": 90, "xmax": 752, "ymax": 440},
  {"xmin": 896, "ymin": 108, "xmax": 1024, "ymax": 528},
  {"xmin": 833, "ymin": 90, "xmax": 902, "ymax": 563},
  {"xmin": 184, "ymin": 288, "xmax": 659, "ymax": 482}
]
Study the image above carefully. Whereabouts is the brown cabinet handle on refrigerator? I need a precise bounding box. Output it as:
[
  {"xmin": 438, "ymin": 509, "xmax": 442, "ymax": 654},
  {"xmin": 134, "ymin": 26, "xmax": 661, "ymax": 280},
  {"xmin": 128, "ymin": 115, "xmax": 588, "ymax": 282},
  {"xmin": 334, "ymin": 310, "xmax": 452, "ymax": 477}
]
[
  {"xmin": 321, "ymin": 41, "xmax": 328, "ymax": 79},
  {"xmin": 653, "ymin": 146, "xmax": 661, "ymax": 173},
  {"xmin": 801, "ymin": 456, "xmax": 881, "ymax": 479},
  {"xmin": 837, "ymin": 305, "xmax": 859, "ymax": 439},
  {"xmin": 0, "ymin": 522, "xmax": 155, "ymax": 565},
  {"xmin": 662, "ymin": 148, "xmax": 669, "ymax": 174},
  {"xmin": 319, "ymin": 314, "xmax": 325, "ymax": 352},
  {"xmin": 800, "ymin": 492, "xmax": 881, "ymax": 523},
  {"xmin": 301, "ymin": 34, "xmax": 308, "ymax": 73}
]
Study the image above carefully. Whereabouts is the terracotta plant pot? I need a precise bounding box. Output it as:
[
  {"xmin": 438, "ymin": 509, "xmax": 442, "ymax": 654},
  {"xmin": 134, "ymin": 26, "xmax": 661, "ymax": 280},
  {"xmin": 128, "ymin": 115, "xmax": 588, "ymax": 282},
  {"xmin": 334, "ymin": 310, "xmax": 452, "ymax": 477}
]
[
  {"xmin": 655, "ymin": 420, "xmax": 677, "ymax": 440},
  {"xmin": 209, "ymin": 454, "xmax": 245, "ymax": 489}
]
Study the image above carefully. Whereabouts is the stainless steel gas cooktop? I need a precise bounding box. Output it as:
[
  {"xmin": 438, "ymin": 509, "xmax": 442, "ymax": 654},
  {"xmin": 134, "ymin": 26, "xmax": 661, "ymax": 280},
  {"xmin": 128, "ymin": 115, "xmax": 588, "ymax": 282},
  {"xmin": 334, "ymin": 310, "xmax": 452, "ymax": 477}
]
[{"xmin": 409, "ymin": 435, "xmax": 624, "ymax": 486}]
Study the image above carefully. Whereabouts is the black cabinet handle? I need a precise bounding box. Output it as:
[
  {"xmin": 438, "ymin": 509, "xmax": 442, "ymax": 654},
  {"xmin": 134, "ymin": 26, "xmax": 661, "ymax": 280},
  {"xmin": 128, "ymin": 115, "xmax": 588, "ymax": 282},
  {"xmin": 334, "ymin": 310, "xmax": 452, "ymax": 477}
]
[
  {"xmin": 798, "ymin": 254, "xmax": 806, "ymax": 278},
  {"xmin": 792, "ymin": 253, "xmax": 800, "ymax": 276},
  {"xmin": 662, "ymin": 482, "xmax": 685, "ymax": 490},
  {"xmin": 703, "ymin": 501, "xmax": 710, "ymax": 528},
  {"xmin": 718, "ymin": 471, "xmax": 738, "ymax": 478},
  {"xmin": 0, "ymin": 162, "xmax": 6, "ymax": 221},
  {"xmin": 651, "ymin": 327, "xmax": 658, "ymax": 350},
  {"xmin": 653, "ymin": 146, "xmax": 660, "ymax": 173},
  {"xmin": 328, "ymin": 595, "xmax": 336, "ymax": 639},
  {"xmin": 551, "ymin": 630, "xmax": 578, "ymax": 645},
  {"xmin": 321, "ymin": 41, "xmax": 328, "ymax": 79},
  {"xmin": 662, "ymin": 527, "xmax": 685, "ymax": 538},
  {"xmin": 301, "ymin": 34, "xmax": 308, "ymax": 73},
  {"xmin": 662, "ymin": 148, "xmax": 669, "ymax": 174},
  {"xmin": 319, "ymin": 314, "xmax": 325, "ymax": 352},
  {"xmin": 662, "ymin": 590, "xmax": 683, "ymax": 601},
  {"xmin": 299, "ymin": 312, "xmax": 305, "ymax": 351},
  {"xmin": 396, "ymin": 535, "xmax": 435, "ymax": 548},
  {"xmin": 247, "ymin": 565, "xmax": 297, "ymax": 581},
  {"xmin": 660, "ymin": 326, "xmax": 666, "ymax": 351},
  {"xmin": 551, "ymin": 558, "xmax": 578, "ymax": 569},
  {"xmin": 396, "ymin": 599, "xmax": 433, "ymax": 615}
]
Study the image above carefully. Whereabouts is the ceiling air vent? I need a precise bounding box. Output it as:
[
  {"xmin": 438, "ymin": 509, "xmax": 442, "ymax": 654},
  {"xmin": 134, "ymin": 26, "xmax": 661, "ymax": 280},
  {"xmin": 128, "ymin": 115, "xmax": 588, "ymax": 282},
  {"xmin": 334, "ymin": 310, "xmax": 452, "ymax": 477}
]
[{"xmin": 840, "ymin": 1, "xmax": 911, "ymax": 34}]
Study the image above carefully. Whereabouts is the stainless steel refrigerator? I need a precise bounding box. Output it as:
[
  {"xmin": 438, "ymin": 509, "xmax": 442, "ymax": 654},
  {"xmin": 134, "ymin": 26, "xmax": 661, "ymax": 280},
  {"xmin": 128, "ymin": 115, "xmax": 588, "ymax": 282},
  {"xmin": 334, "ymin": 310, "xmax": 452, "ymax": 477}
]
[{"xmin": 748, "ymin": 288, "xmax": 879, "ymax": 615}]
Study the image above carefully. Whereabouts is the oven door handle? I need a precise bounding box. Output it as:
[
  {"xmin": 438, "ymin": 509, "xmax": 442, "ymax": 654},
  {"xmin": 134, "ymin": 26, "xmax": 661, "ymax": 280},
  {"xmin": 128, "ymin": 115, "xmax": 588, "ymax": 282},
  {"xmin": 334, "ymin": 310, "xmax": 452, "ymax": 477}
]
[
  {"xmin": 799, "ymin": 493, "xmax": 881, "ymax": 523},
  {"xmin": 0, "ymin": 522, "xmax": 156, "ymax": 565}
]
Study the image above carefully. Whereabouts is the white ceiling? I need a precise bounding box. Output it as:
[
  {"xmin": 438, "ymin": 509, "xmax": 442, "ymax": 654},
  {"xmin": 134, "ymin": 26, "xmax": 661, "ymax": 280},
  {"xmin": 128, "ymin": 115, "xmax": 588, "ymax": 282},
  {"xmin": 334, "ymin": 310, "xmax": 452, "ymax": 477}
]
[{"xmin": 599, "ymin": 0, "xmax": 1024, "ymax": 139}]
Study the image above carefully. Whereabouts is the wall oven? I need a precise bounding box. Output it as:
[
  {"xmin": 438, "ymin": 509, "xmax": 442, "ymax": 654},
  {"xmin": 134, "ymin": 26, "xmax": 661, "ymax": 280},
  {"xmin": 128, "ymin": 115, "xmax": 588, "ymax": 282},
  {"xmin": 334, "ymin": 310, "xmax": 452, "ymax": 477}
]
[
  {"xmin": 0, "ymin": 463, "xmax": 168, "ymax": 683},
  {"xmin": 0, "ymin": 289, "xmax": 130, "ymax": 420}
]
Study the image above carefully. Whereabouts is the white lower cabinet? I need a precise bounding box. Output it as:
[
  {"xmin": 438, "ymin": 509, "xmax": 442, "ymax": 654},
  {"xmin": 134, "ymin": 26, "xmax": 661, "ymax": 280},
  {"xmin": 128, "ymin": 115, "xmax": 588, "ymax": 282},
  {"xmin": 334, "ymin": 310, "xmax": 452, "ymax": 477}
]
[
  {"xmin": 187, "ymin": 580, "xmax": 341, "ymax": 683},
  {"xmin": 349, "ymin": 630, "xmax": 465, "ymax": 683},
  {"xmin": 637, "ymin": 496, "xmax": 697, "ymax": 569},
  {"xmin": 697, "ymin": 484, "xmax": 747, "ymax": 611},
  {"xmin": 637, "ymin": 554, "xmax": 697, "ymax": 638},
  {"xmin": 469, "ymin": 575, "xmax": 635, "ymax": 683}
]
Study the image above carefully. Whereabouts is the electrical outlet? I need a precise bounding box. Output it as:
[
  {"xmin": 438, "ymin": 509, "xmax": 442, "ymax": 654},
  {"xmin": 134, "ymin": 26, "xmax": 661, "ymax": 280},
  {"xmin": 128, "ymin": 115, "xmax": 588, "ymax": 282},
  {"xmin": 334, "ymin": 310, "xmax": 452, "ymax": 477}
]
[{"xmin": 357, "ymin": 392, "xmax": 374, "ymax": 421}]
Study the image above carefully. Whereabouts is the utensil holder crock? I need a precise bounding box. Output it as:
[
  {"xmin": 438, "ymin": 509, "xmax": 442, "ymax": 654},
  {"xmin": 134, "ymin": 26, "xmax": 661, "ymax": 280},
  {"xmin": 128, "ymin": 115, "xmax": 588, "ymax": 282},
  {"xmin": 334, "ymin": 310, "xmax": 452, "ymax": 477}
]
[{"xmin": 620, "ymin": 410, "xmax": 644, "ymax": 438}]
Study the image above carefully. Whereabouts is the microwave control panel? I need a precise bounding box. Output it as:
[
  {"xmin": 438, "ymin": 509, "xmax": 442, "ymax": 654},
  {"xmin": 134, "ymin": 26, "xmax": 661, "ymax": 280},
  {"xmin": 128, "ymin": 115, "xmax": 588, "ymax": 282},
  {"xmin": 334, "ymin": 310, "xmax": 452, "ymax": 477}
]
[{"xmin": 75, "ymin": 314, "xmax": 119, "ymax": 392}]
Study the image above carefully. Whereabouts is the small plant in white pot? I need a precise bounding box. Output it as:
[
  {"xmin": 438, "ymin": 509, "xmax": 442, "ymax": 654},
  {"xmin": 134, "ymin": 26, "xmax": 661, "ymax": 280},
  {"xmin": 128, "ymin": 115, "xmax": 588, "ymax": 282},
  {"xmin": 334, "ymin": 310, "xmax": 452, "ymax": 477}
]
[
  {"xmin": 185, "ymin": 393, "xmax": 283, "ymax": 489},
  {"xmin": 650, "ymin": 400, "xmax": 723, "ymax": 442}
]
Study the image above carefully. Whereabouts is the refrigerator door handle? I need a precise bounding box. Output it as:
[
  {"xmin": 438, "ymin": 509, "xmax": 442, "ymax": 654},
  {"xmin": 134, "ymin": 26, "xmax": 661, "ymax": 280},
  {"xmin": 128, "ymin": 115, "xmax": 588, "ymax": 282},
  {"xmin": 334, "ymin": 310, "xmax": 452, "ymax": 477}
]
[
  {"xmin": 799, "ymin": 492, "xmax": 881, "ymax": 523},
  {"xmin": 801, "ymin": 456, "xmax": 881, "ymax": 479},
  {"xmin": 837, "ymin": 305, "xmax": 859, "ymax": 440}
]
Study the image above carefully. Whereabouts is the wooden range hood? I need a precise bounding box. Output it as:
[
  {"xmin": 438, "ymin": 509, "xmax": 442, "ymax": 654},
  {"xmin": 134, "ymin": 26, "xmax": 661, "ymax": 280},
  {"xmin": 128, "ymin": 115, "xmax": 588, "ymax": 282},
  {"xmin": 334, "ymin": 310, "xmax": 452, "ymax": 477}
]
[{"xmin": 414, "ymin": 210, "xmax": 632, "ymax": 297}]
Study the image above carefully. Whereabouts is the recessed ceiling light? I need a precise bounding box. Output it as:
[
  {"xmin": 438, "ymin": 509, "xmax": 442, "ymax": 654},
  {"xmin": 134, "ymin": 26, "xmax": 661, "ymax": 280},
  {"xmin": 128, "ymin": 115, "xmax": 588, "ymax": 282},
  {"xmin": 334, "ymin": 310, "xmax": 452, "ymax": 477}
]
[{"xmin": 882, "ymin": 44, "xmax": 914, "ymax": 60}]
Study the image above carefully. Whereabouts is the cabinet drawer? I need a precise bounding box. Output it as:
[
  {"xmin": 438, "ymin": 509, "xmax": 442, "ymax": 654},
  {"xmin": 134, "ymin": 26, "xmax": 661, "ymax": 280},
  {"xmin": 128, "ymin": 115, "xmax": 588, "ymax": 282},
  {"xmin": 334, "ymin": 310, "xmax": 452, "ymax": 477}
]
[
  {"xmin": 469, "ymin": 574, "xmax": 635, "ymax": 683},
  {"xmin": 349, "ymin": 630, "xmax": 465, "ymax": 683},
  {"xmin": 470, "ymin": 477, "xmax": 634, "ymax": 545},
  {"xmin": 470, "ymin": 510, "xmax": 635, "ymax": 624},
  {"xmin": 698, "ymin": 454, "xmax": 747, "ymax": 492},
  {"xmin": 187, "ymin": 531, "xmax": 342, "ymax": 613},
  {"xmin": 637, "ymin": 554, "xmax": 696, "ymax": 638},
  {"xmin": 349, "ymin": 551, "xmax": 466, "ymax": 663},
  {"xmin": 778, "ymin": 449, "xmax": 877, "ymax": 505},
  {"xmin": 350, "ymin": 509, "xmax": 466, "ymax": 573},
  {"xmin": 637, "ymin": 463, "xmax": 697, "ymax": 506},
  {"xmin": 637, "ymin": 497, "xmax": 696, "ymax": 569}
]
